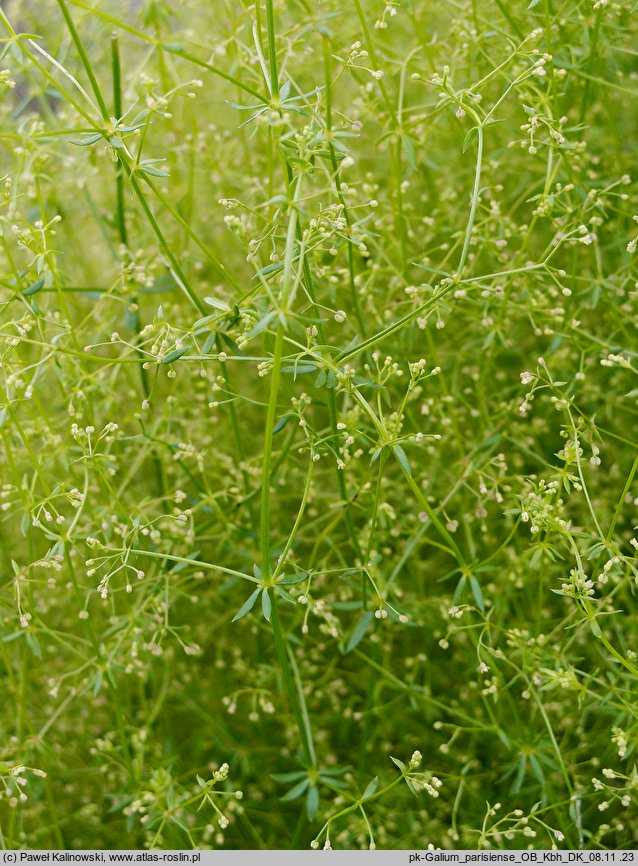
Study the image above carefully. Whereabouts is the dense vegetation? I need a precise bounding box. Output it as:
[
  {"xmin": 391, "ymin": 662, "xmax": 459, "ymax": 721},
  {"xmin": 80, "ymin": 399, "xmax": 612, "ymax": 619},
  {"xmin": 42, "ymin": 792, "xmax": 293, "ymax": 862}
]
[{"xmin": 1, "ymin": 0, "xmax": 637, "ymax": 850}]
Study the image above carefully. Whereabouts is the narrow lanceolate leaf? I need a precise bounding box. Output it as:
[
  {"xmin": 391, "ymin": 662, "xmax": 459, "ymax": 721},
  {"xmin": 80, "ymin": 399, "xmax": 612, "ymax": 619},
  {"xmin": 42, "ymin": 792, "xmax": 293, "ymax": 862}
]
[
  {"xmin": 390, "ymin": 756, "xmax": 406, "ymax": 773},
  {"xmin": 314, "ymin": 370, "xmax": 327, "ymax": 388},
  {"xmin": 23, "ymin": 278, "xmax": 45, "ymax": 296},
  {"xmin": 261, "ymin": 588, "xmax": 272, "ymax": 622},
  {"xmin": 453, "ymin": 574, "xmax": 467, "ymax": 604},
  {"xmin": 469, "ymin": 575, "xmax": 485, "ymax": 612},
  {"xmin": 392, "ymin": 444, "xmax": 412, "ymax": 477},
  {"xmin": 306, "ymin": 784, "xmax": 319, "ymax": 820},
  {"xmin": 138, "ymin": 159, "xmax": 170, "ymax": 177},
  {"xmin": 280, "ymin": 778, "xmax": 310, "ymax": 801},
  {"xmin": 462, "ymin": 126, "xmax": 478, "ymax": 152},
  {"xmin": 231, "ymin": 588, "xmax": 262, "ymax": 622},
  {"xmin": 345, "ymin": 610, "xmax": 374, "ymax": 653},
  {"xmin": 370, "ymin": 446, "xmax": 384, "ymax": 466},
  {"xmin": 271, "ymin": 771, "xmax": 307, "ymax": 783},
  {"xmin": 162, "ymin": 347, "xmax": 188, "ymax": 364},
  {"xmin": 361, "ymin": 776, "xmax": 379, "ymax": 801},
  {"xmin": 278, "ymin": 571, "xmax": 308, "ymax": 585},
  {"xmin": 138, "ymin": 165, "xmax": 170, "ymax": 177},
  {"xmin": 273, "ymin": 415, "xmax": 291, "ymax": 434},
  {"xmin": 69, "ymin": 133, "xmax": 103, "ymax": 146}
]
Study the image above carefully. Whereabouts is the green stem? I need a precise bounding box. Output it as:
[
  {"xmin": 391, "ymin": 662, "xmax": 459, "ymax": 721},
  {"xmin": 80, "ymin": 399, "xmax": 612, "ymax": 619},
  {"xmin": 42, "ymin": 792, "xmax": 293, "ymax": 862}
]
[
  {"xmin": 606, "ymin": 452, "xmax": 638, "ymax": 544},
  {"xmin": 111, "ymin": 34, "xmax": 127, "ymax": 248},
  {"xmin": 260, "ymin": 323, "xmax": 285, "ymax": 577},
  {"xmin": 116, "ymin": 157, "xmax": 207, "ymax": 315},
  {"xmin": 264, "ymin": 0, "xmax": 279, "ymax": 97},
  {"xmin": 457, "ymin": 123, "xmax": 483, "ymax": 279},
  {"xmin": 55, "ymin": 0, "xmax": 110, "ymax": 121},
  {"xmin": 400, "ymin": 468, "xmax": 466, "ymax": 568},
  {"xmin": 268, "ymin": 596, "xmax": 315, "ymax": 766}
]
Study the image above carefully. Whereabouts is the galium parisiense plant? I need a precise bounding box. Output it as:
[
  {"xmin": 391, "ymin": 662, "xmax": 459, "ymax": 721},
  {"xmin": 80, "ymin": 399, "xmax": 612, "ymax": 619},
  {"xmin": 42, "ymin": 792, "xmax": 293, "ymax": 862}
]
[{"xmin": 1, "ymin": 0, "xmax": 638, "ymax": 850}]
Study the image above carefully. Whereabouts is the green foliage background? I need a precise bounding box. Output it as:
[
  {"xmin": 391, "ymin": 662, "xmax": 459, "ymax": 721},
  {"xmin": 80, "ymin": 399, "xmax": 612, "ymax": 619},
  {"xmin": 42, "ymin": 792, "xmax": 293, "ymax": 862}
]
[{"xmin": 1, "ymin": 0, "xmax": 638, "ymax": 850}]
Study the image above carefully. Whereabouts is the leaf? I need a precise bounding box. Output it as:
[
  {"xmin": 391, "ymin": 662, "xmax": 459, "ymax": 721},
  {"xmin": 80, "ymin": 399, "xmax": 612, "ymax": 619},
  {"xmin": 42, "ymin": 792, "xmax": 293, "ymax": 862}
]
[
  {"xmin": 262, "ymin": 194, "xmax": 288, "ymax": 207},
  {"xmin": 589, "ymin": 618, "xmax": 602, "ymax": 639},
  {"xmin": 273, "ymin": 415, "xmax": 290, "ymax": 434},
  {"xmin": 306, "ymin": 784, "xmax": 319, "ymax": 820},
  {"xmin": 319, "ymin": 765, "xmax": 350, "ymax": 777},
  {"xmin": 390, "ymin": 756, "xmax": 406, "ymax": 773},
  {"xmin": 271, "ymin": 771, "xmax": 307, "ymax": 783},
  {"xmin": 231, "ymin": 588, "xmax": 261, "ymax": 622},
  {"xmin": 469, "ymin": 575, "xmax": 485, "ymax": 612},
  {"xmin": 131, "ymin": 109, "xmax": 151, "ymax": 125},
  {"xmin": 247, "ymin": 311, "xmax": 275, "ymax": 337},
  {"xmin": 281, "ymin": 364, "xmax": 317, "ymax": 375},
  {"xmin": 162, "ymin": 347, "xmax": 188, "ymax": 364},
  {"xmin": 254, "ymin": 262, "xmax": 284, "ymax": 279},
  {"xmin": 261, "ymin": 589, "xmax": 272, "ymax": 622},
  {"xmin": 168, "ymin": 550, "xmax": 200, "ymax": 573},
  {"xmin": 392, "ymin": 444, "xmax": 412, "ymax": 477},
  {"xmin": 462, "ymin": 126, "xmax": 478, "ymax": 152},
  {"xmin": 361, "ymin": 776, "xmax": 379, "ymax": 801},
  {"xmin": 202, "ymin": 332, "xmax": 216, "ymax": 354},
  {"xmin": 281, "ymin": 778, "xmax": 310, "ymax": 801},
  {"xmin": 352, "ymin": 376, "xmax": 384, "ymax": 390},
  {"xmin": 530, "ymin": 755, "xmax": 544, "ymax": 784},
  {"xmin": 402, "ymin": 135, "xmax": 417, "ymax": 170},
  {"xmin": 278, "ymin": 571, "xmax": 308, "ymax": 585},
  {"xmin": 370, "ymin": 447, "xmax": 383, "ymax": 466},
  {"xmin": 315, "ymin": 370, "xmax": 327, "ymax": 388},
  {"xmin": 69, "ymin": 132, "xmax": 103, "ymax": 146},
  {"xmin": 192, "ymin": 315, "xmax": 216, "ymax": 330},
  {"xmin": 527, "ymin": 0, "xmax": 541, "ymax": 6},
  {"xmin": 139, "ymin": 165, "xmax": 170, "ymax": 177},
  {"xmin": 319, "ymin": 776, "xmax": 348, "ymax": 791},
  {"xmin": 23, "ymin": 278, "xmax": 45, "ymax": 296},
  {"xmin": 453, "ymin": 574, "xmax": 467, "ymax": 604},
  {"xmin": 203, "ymin": 297, "xmax": 230, "ymax": 311},
  {"xmin": 345, "ymin": 610, "xmax": 374, "ymax": 653}
]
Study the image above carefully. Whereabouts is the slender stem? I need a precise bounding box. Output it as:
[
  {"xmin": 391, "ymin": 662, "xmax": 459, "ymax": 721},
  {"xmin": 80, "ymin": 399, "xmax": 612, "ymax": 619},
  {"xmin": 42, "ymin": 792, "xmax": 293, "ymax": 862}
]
[
  {"xmin": 269, "ymin": 595, "xmax": 315, "ymax": 766},
  {"xmin": 400, "ymin": 467, "xmax": 466, "ymax": 568},
  {"xmin": 117, "ymin": 157, "xmax": 207, "ymax": 315},
  {"xmin": 264, "ymin": 0, "xmax": 279, "ymax": 97},
  {"xmin": 55, "ymin": 0, "xmax": 110, "ymax": 121},
  {"xmin": 272, "ymin": 457, "xmax": 314, "ymax": 582},
  {"xmin": 457, "ymin": 123, "xmax": 484, "ymax": 279},
  {"xmin": 260, "ymin": 173, "xmax": 302, "ymax": 574},
  {"xmin": 139, "ymin": 175, "xmax": 242, "ymax": 294},
  {"xmin": 606, "ymin": 452, "xmax": 638, "ymax": 544},
  {"xmin": 260, "ymin": 323, "xmax": 286, "ymax": 578},
  {"xmin": 111, "ymin": 34, "xmax": 127, "ymax": 248},
  {"xmin": 322, "ymin": 39, "xmax": 365, "ymax": 333}
]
